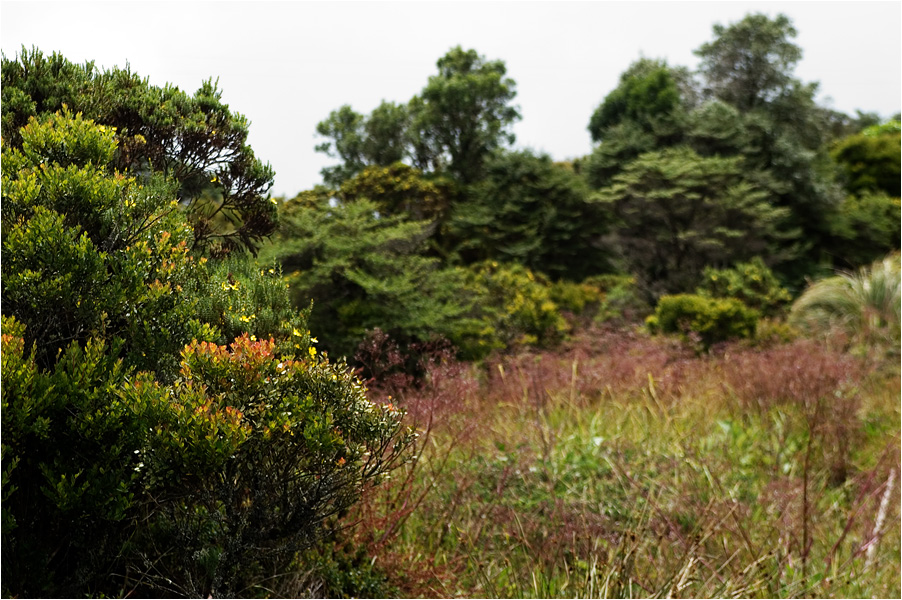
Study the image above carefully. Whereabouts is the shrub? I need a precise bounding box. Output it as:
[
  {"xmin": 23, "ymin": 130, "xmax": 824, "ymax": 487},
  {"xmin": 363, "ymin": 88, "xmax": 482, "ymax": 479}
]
[
  {"xmin": 549, "ymin": 279, "xmax": 604, "ymax": 316},
  {"xmin": 451, "ymin": 261, "xmax": 568, "ymax": 359},
  {"xmin": 2, "ymin": 112, "xmax": 412, "ymax": 597},
  {"xmin": 647, "ymin": 293, "xmax": 759, "ymax": 350},
  {"xmin": 125, "ymin": 335, "xmax": 412, "ymax": 597},
  {"xmin": 696, "ymin": 257, "xmax": 792, "ymax": 316}
]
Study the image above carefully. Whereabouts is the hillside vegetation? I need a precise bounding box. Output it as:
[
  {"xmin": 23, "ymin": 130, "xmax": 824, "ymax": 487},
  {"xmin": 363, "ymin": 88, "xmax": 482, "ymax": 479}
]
[{"xmin": 2, "ymin": 12, "xmax": 899, "ymax": 598}]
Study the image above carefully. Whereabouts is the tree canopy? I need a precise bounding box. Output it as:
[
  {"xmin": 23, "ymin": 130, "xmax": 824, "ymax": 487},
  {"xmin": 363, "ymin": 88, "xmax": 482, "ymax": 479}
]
[{"xmin": 2, "ymin": 47, "xmax": 277, "ymax": 256}]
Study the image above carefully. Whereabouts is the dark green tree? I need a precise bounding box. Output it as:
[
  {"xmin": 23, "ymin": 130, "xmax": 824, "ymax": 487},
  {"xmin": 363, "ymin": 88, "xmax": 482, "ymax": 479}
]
[
  {"xmin": 450, "ymin": 150, "xmax": 611, "ymax": 280},
  {"xmin": 259, "ymin": 190, "xmax": 470, "ymax": 359},
  {"xmin": 2, "ymin": 47, "xmax": 276, "ymax": 255},
  {"xmin": 315, "ymin": 101, "xmax": 410, "ymax": 187},
  {"xmin": 694, "ymin": 14, "xmax": 844, "ymax": 281},
  {"xmin": 588, "ymin": 58, "xmax": 688, "ymax": 144},
  {"xmin": 596, "ymin": 147, "xmax": 793, "ymax": 298},
  {"xmin": 584, "ymin": 59, "xmax": 696, "ymax": 188},
  {"xmin": 408, "ymin": 46, "xmax": 520, "ymax": 184},
  {"xmin": 695, "ymin": 13, "xmax": 802, "ymax": 112}
]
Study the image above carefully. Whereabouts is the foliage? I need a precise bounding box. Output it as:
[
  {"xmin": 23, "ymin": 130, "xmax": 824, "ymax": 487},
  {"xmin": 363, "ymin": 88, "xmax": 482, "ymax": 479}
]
[
  {"xmin": 790, "ymin": 253, "xmax": 901, "ymax": 354},
  {"xmin": 1, "ymin": 324, "xmax": 154, "ymax": 597},
  {"xmin": 695, "ymin": 13, "xmax": 802, "ymax": 112},
  {"xmin": 548, "ymin": 280, "xmax": 604, "ymax": 317},
  {"xmin": 124, "ymin": 335, "xmax": 411, "ymax": 597},
  {"xmin": 647, "ymin": 294, "xmax": 759, "ymax": 349},
  {"xmin": 1, "ymin": 113, "xmax": 411, "ymax": 597},
  {"xmin": 588, "ymin": 58, "xmax": 687, "ymax": 144},
  {"xmin": 260, "ymin": 191, "xmax": 470, "ymax": 360},
  {"xmin": 190, "ymin": 255, "xmax": 313, "ymax": 355},
  {"xmin": 861, "ymin": 117, "xmax": 901, "ymax": 137},
  {"xmin": 595, "ymin": 147, "xmax": 793, "ymax": 298},
  {"xmin": 1, "ymin": 110, "xmax": 203, "ymax": 379},
  {"xmin": 827, "ymin": 193, "xmax": 901, "ymax": 270},
  {"xmin": 314, "ymin": 46, "xmax": 519, "ymax": 187},
  {"xmin": 408, "ymin": 46, "xmax": 520, "ymax": 184},
  {"xmin": 338, "ymin": 161, "xmax": 456, "ymax": 223},
  {"xmin": 315, "ymin": 102, "xmax": 410, "ymax": 187},
  {"xmin": 452, "ymin": 261, "xmax": 568, "ymax": 359},
  {"xmin": 587, "ymin": 274, "xmax": 654, "ymax": 324},
  {"xmin": 696, "ymin": 257, "xmax": 792, "ymax": 316},
  {"xmin": 695, "ymin": 13, "xmax": 844, "ymax": 280},
  {"xmin": 450, "ymin": 150, "xmax": 611, "ymax": 280},
  {"xmin": 2, "ymin": 47, "xmax": 276, "ymax": 255},
  {"xmin": 831, "ymin": 129, "xmax": 901, "ymax": 197}
]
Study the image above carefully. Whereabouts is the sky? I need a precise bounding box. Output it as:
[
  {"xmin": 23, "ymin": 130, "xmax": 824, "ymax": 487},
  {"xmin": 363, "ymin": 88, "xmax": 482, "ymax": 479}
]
[{"xmin": 2, "ymin": 0, "xmax": 900, "ymax": 197}]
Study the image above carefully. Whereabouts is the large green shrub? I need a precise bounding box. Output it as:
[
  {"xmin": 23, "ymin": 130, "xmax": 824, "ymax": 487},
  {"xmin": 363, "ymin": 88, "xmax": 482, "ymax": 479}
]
[
  {"xmin": 1, "ymin": 112, "xmax": 411, "ymax": 597},
  {"xmin": 647, "ymin": 294, "xmax": 759, "ymax": 349},
  {"xmin": 696, "ymin": 257, "xmax": 792, "ymax": 316},
  {"xmin": 451, "ymin": 261, "xmax": 568, "ymax": 359}
]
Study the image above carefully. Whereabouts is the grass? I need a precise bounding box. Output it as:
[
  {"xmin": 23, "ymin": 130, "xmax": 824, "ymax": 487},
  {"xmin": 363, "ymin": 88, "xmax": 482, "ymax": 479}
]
[{"xmin": 315, "ymin": 327, "xmax": 900, "ymax": 598}]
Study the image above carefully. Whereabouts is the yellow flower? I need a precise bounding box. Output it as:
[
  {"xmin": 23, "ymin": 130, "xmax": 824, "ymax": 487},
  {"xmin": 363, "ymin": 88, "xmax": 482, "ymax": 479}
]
[
  {"xmin": 308, "ymin": 346, "xmax": 317, "ymax": 357},
  {"xmin": 292, "ymin": 328, "xmax": 303, "ymax": 337}
]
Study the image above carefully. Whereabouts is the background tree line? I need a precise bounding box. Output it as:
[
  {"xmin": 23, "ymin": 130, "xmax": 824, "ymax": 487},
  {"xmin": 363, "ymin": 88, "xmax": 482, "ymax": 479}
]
[{"xmin": 266, "ymin": 12, "xmax": 899, "ymax": 359}]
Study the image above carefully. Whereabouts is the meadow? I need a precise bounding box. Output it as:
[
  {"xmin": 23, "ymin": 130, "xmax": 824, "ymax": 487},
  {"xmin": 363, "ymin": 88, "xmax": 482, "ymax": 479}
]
[{"xmin": 308, "ymin": 328, "xmax": 900, "ymax": 598}]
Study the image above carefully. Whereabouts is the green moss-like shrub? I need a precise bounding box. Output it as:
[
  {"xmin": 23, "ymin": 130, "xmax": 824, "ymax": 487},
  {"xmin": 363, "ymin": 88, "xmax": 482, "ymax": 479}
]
[
  {"xmin": 696, "ymin": 257, "xmax": 792, "ymax": 317},
  {"xmin": 647, "ymin": 294, "xmax": 759, "ymax": 350}
]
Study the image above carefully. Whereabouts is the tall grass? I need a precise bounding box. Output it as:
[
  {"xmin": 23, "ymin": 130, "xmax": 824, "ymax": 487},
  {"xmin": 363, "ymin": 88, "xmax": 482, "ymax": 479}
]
[
  {"xmin": 316, "ymin": 328, "xmax": 899, "ymax": 598},
  {"xmin": 790, "ymin": 253, "xmax": 901, "ymax": 355}
]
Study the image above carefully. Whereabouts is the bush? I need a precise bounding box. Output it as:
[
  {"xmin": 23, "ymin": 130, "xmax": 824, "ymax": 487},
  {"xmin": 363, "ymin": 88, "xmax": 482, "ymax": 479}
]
[
  {"xmin": 549, "ymin": 279, "xmax": 604, "ymax": 316},
  {"xmin": 2, "ymin": 112, "xmax": 412, "ymax": 597},
  {"xmin": 696, "ymin": 257, "xmax": 792, "ymax": 316},
  {"xmin": 647, "ymin": 294, "xmax": 759, "ymax": 350},
  {"xmin": 451, "ymin": 261, "xmax": 568, "ymax": 360},
  {"xmin": 125, "ymin": 335, "xmax": 412, "ymax": 597}
]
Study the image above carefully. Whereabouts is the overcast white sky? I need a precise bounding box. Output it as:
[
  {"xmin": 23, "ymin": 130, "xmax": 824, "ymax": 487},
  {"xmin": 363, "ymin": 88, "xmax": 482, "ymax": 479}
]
[{"xmin": 2, "ymin": 1, "xmax": 900, "ymax": 197}]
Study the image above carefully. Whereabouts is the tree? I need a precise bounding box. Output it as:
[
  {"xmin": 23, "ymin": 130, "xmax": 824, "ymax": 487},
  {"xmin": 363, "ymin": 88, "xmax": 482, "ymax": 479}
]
[
  {"xmin": 259, "ymin": 190, "xmax": 470, "ymax": 360},
  {"xmin": 695, "ymin": 13, "xmax": 802, "ymax": 112},
  {"xmin": 595, "ymin": 147, "xmax": 793, "ymax": 298},
  {"xmin": 408, "ymin": 46, "xmax": 520, "ymax": 184},
  {"xmin": 693, "ymin": 14, "xmax": 846, "ymax": 281},
  {"xmin": 450, "ymin": 150, "xmax": 611, "ymax": 280},
  {"xmin": 315, "ymin": 101, "xmax": 410, "ymax": 187},
  {"xmin": 588, "ymin": 58, "xmax": 688, "ymax": 144},
  {"xmin": 2, "ymin": 111, "xmax": 410, "ymax": 597},
  {"xmin": 2, "ymin": 48, "xmax": 277, "ymax": 255},
  {"xmin": 584, "ymin": 59, "xmax": 696, "ymax": 188}
]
